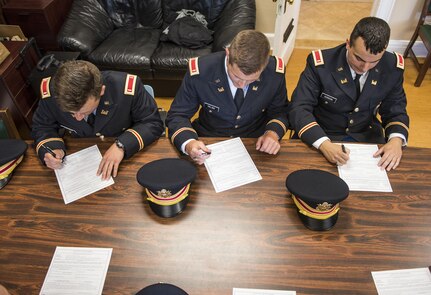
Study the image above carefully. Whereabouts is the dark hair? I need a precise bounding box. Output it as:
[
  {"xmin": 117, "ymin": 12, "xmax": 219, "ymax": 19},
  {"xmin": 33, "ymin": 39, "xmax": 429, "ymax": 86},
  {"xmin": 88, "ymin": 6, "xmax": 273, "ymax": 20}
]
[
  {"xmin": 349, "ymin": 17, "xmax": 390, "ymax": 54},
  {"xmin": 228, "ymin": 30, "xmax": 270, "ymax": 75},
  {"xmin": 53, "ymin": 60, "xmax": 103, "ymax": 112}
]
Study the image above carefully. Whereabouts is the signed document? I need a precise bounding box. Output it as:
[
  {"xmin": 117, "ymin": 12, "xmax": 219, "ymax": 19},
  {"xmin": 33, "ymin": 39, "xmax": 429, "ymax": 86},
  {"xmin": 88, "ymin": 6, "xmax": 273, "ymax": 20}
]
[
  {"xmin": 55, "ymin": 145, "xmax": 114, "ymax": 204},
  {"xmin": 40, "ymin": 247, "xmax": 113, "ymax": 295},
  {"xmin": 204, "ymin": 137, "xmax": 262, "ymax": 192},
  {"xmin": 233, "ymin": 288, "xmax": 296, "ymax": 295},
  {"xmin": 337, "ymin": 143, "xmax": 392, "ymax": 192},
  {"xmin": 372, "ymin": 267, "xmax": 431, "ymax": 295}
]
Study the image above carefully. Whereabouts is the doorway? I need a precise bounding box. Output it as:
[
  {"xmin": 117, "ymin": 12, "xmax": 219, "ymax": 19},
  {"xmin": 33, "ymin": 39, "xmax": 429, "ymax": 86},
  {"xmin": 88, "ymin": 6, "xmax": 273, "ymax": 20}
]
[{"xmin": 296, "ymin": 0, "xmax": 374, "ymax": 49}]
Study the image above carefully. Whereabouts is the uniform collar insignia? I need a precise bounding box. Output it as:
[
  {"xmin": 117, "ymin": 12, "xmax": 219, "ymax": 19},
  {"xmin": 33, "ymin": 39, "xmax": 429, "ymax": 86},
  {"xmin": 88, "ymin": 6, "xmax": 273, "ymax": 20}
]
[
  {"xmin": 101, "ymin": 110, "xmax": 109, "ymax": 115},
  {"xmin": 104, "ymin": 101, "xmax": 110, "ymax": 106},
  {"xmin": 217, "ymin": 87, "xmax": 224, "ymax": 92},
  {"xmin": 252, "ymin": 86, "xmax": 258, "ymax": 91},
  {"xmin": 340, "ymin": 78, "xmax": 348, "ymax": 84},
  {"xmin": 214, "ymin": 79, "xmax": 221, "ymax": 83},
  {"xmin": 371, "ymin": 80, "xmax": 377, "ymax": 86},
  {"xmin": 337, "ymin": 67, "xmax": 343, "ymax": 71}
]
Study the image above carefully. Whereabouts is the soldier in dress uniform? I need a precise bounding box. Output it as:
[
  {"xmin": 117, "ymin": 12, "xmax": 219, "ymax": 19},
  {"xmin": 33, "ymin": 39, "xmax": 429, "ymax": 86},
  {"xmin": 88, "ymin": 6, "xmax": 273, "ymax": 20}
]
[
  {"xmin": 32, "ymin": 60, "xmax": 164, "ymax": 179},
  {"xmin": 289, "ymin": 17, "xmax": 409, "ymax": 171},
  {"xmin": 166, "ymin": 30, "xmax": 289, "ymax": 164}
]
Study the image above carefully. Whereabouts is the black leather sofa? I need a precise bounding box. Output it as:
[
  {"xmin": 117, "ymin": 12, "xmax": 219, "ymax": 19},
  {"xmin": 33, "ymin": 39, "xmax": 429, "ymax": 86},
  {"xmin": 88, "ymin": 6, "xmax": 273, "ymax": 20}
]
[{"xmin": 58, "ymin": 0, "xmax": 256, "ymax": 96}]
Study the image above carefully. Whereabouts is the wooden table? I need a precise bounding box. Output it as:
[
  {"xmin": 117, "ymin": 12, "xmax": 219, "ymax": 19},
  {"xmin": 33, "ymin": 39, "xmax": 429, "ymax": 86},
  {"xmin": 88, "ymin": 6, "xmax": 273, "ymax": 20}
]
[{"xmin": 1, "ymin": 138, "xmax": 430, "ymax": 295}]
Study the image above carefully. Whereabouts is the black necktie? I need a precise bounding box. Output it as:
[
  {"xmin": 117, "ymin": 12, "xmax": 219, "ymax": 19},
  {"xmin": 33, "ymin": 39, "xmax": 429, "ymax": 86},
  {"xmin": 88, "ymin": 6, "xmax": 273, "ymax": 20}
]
[
  {"xmin": 87, "ymin": 113, "xmax": 95, "ymax": 126},
  {"xmin": 234, "ymin": 88, "xmax": 244, "ymax": 110},
  {"xmin": 354, "ymin": 74, "xmax": 362, "ymax": 99}
]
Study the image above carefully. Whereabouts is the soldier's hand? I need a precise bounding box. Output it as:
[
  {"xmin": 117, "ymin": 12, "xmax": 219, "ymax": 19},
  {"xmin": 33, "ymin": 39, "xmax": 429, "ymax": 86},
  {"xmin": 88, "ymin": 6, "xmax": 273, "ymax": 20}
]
[
  {"xmin": 98, "ymin": 143, "xmax": 125, "ymax": 180},
  {"xmin": 256, "ymin": 131, "xmax": 280, "ymax": 155},
  {"xmin": 44, "ymin": 149, "xmax": 65, "ymax": 170},
  {"xmin": 319, "ymin": 140, "xmax": 350, "ymax": 165},
  {"xmin": 185, "ymin": 139, "xmax": 211, "ymax": 165},
  {"xmin": 374, "ymin": 137, "xmax": 403, "ymax": 171}
]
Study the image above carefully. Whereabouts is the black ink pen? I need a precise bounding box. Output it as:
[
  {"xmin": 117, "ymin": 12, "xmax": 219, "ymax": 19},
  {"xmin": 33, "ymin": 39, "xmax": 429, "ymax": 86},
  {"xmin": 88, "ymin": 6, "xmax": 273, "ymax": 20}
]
[
  {"xmin": 341, "ymin": 144, "xmax": 347, "ymax": 154},
  {"xmin": 42, "ymin": 144, "xmax": 65, "ymax": 164}
]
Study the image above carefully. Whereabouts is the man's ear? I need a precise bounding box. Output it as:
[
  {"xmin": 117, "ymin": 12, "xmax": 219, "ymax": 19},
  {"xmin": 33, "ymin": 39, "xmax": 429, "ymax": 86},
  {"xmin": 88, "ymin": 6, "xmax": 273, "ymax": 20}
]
[
  {"xmin": 100, "ymin": 85, "xmax": 106, "ymax": 96},
  {"xmin": 345, "ymin": 38, "xmax": 350, "ymax": 50}
]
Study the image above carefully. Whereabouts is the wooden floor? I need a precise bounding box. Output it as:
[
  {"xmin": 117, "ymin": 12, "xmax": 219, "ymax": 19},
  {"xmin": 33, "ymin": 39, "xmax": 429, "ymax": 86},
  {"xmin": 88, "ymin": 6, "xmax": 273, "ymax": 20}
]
[{"xmin": 155, "ymin": 48, "xmax": 431, "ymax": 148}]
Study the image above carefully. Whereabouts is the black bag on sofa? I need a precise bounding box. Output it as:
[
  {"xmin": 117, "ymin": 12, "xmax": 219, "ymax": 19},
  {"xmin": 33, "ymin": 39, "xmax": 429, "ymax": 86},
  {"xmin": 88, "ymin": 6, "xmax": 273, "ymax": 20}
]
[{"xmin": 162, "ymin": 16, "xmax": 213, "ymax": 49}]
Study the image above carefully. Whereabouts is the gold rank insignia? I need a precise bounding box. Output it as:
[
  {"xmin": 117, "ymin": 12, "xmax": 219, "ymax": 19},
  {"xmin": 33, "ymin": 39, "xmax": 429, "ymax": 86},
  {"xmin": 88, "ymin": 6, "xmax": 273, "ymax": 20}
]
[
  {"xmin": 337, "ymin": 67, "xmax": 343, "ymax": 72},
  {"xmin": 252, "ymin": 86, "xmax": 258, "ymax": 91},
  {"xmin": 214, "ymin": 79, "xmax": 220, "ymax": 83},
  {"xmin": 101, "ymin": 110, "xmax": 109, "ymax": 115},
  {"xmin": 217, "ymin": 87, "xmax": 224, "ymax": 92},
  {"xmin": 340, "ymin": 78, "xmax": 348, "ymax": 84},
  {"xmin": 104, "ymin": 101, "xmax": 110, "ymax": 105},
  {"xmin": 371, "ymin": 80, "xmax": 377, "ymax": 86}
]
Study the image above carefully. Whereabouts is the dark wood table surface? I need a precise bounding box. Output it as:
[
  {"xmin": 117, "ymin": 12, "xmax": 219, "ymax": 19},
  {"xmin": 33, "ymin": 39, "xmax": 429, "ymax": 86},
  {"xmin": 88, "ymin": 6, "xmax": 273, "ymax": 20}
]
[{"xmin": 1, "ymin": 138, "xmax": 431, "ymax": 295}]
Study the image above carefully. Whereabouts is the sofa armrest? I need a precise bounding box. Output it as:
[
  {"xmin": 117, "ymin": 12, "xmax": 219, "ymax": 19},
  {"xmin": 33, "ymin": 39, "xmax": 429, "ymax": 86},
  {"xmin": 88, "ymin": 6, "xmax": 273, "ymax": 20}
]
[
  {"xmin": 57, "ymin": 0, "xmax": 114, "ymax": 57},
  {"xmin": 212, "ymin": 0, "xmax": 256, "ymax": 52}
]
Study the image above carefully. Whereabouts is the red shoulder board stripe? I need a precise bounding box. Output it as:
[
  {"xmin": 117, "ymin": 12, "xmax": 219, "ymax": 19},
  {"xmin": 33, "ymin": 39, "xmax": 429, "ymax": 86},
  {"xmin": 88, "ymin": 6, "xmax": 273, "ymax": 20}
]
[
  {"xmin": 189, "ymin": 57, "xmax": 199, "ymax": 76},
  {"xmin": 40, "ymin": 77, "xmax": 51, "ymax": 99},
  {"xmin": 275, "ymin": 56, "xmax": 285, "ymax": 73},
  {"xmin": 124, "ymin": 74, "xmax": 137, "ymax": 95},
  {"xmin": 394, "ymin": 52, "xmax": 404, "ymax": 70},
  {"xmin": 312, "ymin": 50, "xmax": 324, "ymax": 66}
]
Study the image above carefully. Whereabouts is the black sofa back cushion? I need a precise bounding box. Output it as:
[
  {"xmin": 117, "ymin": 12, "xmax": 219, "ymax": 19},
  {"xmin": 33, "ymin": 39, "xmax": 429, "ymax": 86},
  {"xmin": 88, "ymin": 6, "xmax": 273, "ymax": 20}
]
[
  {"xmin": 98, "ymin": 0, "xmax": 163, "ymax": 29},
  {"xmin": 162, "ymin": 0, "xmax": 229, "ymax": 29}
]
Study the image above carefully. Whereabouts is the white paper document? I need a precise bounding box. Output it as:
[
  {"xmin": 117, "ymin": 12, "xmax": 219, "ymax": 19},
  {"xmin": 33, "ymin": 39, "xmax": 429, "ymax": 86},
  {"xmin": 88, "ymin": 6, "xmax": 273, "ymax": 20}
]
[
  {"xmin": 204, "ymin": 137, "xmax": 262, "ymax": 192},
  {"xmin": 54, "ymin": 145, "xmax": 114, "ymax": 204},
  {"xmin": 40, "ymin": 247, "xmax": 113, "ymax": 295},
  {"xmin": 372, "ymin": 267, "xmax": 431, "ymax": 295},
  {"xmin": 337, "ymin": 144, "xmax": 392, "ymax": 192},
  {"xmin": 233, "ymin": 288, "xmax": 296, "ymax": 295}
]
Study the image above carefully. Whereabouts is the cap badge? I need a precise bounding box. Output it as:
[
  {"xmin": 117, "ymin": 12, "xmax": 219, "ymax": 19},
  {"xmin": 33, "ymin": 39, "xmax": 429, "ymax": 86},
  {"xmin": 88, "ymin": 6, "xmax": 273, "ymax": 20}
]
[
  {"xmin": 316, "ymin": 202, "xmax": 333, "ymax": 211},
  {"xmin": 157, "ymin": 189, "xmax": 172, "ymax": 198}
]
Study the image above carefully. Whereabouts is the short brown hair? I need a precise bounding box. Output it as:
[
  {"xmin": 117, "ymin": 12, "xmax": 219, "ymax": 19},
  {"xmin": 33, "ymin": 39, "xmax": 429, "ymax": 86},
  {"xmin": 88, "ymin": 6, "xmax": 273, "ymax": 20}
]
[
  {"xmin": 228, "ymin": 30, "xmax": 270, "ymax": 75},
  {"xmin": 53, "ymin": 60, "xmax": 103, "ymax": 112}
]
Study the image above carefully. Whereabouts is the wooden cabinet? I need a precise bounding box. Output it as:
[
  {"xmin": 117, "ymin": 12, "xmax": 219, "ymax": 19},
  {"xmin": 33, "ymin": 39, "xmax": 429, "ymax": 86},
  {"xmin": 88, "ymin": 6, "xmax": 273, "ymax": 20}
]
[
  {"xmin": 3, "ymin": 0, "xmax": 73, "ymax": 51},
  {"xmin": 0, "ymin": 41, "xmax": 39, "ymax": 139}
]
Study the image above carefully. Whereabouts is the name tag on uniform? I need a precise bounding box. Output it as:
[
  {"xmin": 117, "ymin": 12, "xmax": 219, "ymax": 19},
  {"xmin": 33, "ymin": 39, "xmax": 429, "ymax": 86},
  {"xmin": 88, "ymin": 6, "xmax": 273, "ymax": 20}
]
[
  {"xmin": 204, "ymin": 102, "xmax": 219, "ymax": 112},
  {"xmin": 320, "ymin": 92, "xmax": 338, "ymax": 103}
]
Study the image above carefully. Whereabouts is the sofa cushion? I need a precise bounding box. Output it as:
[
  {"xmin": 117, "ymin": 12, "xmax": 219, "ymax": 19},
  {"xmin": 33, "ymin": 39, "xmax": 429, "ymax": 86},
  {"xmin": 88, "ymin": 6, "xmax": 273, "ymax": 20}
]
[
  {"xmin": 162, "ymin": 0, "xmax": 229, "ymax": 29},
  {"xmin": 89, "ymin": 27, "xmax": 161, "ymax": 71},
  {"xmin": 151, "ymin": 41, "xmax": 212, "ymax": 70},
  {"xmin": 99, "ymin": 0, "xmax": 163, "ymax": 29}
]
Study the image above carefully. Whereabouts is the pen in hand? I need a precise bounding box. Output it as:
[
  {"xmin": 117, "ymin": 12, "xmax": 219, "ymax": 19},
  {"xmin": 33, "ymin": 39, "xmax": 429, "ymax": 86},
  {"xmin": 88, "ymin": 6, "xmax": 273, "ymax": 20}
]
[
  {"xmin": 42, "ymin": 144, "xmax": 65, "ymax": 164},
  {"xmin": 341, "ymin": 144, "xmax": 346, "ymax": 154}
]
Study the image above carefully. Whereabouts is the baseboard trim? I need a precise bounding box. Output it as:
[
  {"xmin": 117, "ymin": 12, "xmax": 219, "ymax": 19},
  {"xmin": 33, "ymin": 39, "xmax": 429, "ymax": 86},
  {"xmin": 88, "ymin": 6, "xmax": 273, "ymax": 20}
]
[
  {"xmin": 266, "ymin": 34, "xmax": 428, "ymax": 58},
  {"xmin": 387, "ymin": 40, "xmax": 427, "ymax": 57}
]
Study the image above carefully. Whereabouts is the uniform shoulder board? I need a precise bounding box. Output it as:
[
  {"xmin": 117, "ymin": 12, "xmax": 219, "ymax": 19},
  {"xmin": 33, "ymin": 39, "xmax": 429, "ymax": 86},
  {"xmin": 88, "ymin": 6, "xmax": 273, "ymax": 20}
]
[
  {"xmin": 189, "ymin": 57, "xmax": 200, "ymax": 76},
  {"xmin": 274, "ymin": 56, "xmax": 285, "ymax": 73},
  {"xmin": 394, "ymin": 52, "xmax": 404, "ymax": 70},
  {"xmin": 124, "ymin": 74, "xmax": 137, "ymax": 96},
  {"xmin": 40, "ymin": 77, "xmax": 51, "ymax": 99},
  {"xmin": 312, "ymin": 49, "xmax": 324, "ymax": 66}
]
